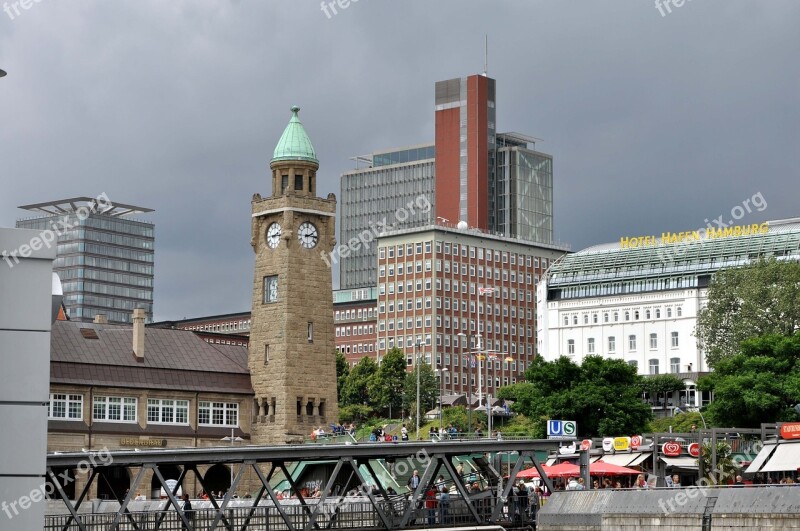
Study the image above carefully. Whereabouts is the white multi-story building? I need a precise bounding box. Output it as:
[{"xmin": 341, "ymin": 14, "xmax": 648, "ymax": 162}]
[{"xmin": 538, "ymin": 217, "xmax": 800, "ymax": 410}]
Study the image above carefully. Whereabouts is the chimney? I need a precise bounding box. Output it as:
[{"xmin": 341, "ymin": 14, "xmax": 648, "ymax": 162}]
[
  {"xmin": 132, "ymin": 308, "xmax": 146, "ymax": 362},
  {"xmin": 93, "ymin": 314, "xmax": 108, "ymax": 324}
]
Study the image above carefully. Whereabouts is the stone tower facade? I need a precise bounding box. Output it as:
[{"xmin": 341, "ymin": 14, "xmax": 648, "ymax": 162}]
[{"xmin": 248, "ymin": 107, "xmax": 338, "ymax": 444}]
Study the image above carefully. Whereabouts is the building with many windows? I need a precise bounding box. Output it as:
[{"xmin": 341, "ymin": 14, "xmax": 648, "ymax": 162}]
[
  {"xmin": 376, "ymin": 224, "xmax": 568, "ymax": 402},
  {"xmin": 16, "ymin": 197, "xmax": 155, "ymax": 324},
  {"xmin": 339, "ymin": 73, "xmax": 555, "ymax": 291},
  {"xmin": 334, "ymin": 287, "xmax": 378, "ymax": 366},
  {"xmin": 537, "ymin": 217, "xmax": 800, "ymax": 409},
  {"xmin": 47, "ymin": 313, "xmax": 253, "ymax": 499}
]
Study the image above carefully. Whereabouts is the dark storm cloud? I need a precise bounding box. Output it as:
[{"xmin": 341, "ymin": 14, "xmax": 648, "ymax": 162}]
[{"xmin": 1, "ymin": 1, "xmax": 798, "ymax": 319}]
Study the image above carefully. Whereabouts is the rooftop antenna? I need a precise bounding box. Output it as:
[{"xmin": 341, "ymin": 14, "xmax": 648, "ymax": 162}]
[{"xmin": 483, "ymin": 34, "xmax": 488, "ymax": 76}]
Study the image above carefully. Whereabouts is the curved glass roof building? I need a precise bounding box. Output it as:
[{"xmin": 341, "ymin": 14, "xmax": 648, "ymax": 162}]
[{"xmin": 536, "ymin": 217, "xmax": 800, "ymax": 394}]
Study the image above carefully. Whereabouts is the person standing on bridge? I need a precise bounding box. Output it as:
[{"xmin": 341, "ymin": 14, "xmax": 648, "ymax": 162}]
[
  {"xmin": 180, "ymin": 493, "xmax": 194, "ymax": 530},
  {"xmin": 408, "ymin": 470, "xmax": 421, "ymax": 490}
]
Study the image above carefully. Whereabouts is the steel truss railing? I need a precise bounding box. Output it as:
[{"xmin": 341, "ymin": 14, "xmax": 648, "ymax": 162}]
[{"xmin": 45, "ymin": 440, "xmax": 556, "ymax": 531}]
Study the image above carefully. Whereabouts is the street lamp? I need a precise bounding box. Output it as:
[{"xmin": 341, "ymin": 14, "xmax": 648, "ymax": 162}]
[
  {"xmin": 436, "ymin": 367, "xmax": 448, "ymax": 432},
  {"xmin": 673, "ymin": 407, "xmax": 707, "ymax": 429},
  {"xmin": 221, "ymin": 428, "xmax": 243, "ymax": 491},
  {"xmin": 415, "ymin": 341, "xmax": 422, "ymax": 441},
  {"xmin": 457, "ymin": 333, "xmax": 472, "ymax": 434}
]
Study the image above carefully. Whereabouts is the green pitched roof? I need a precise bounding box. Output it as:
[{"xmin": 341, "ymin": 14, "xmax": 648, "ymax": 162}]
[{"xmin": 271, "ymin": 106, "xmax": 318, "ymax": 164}]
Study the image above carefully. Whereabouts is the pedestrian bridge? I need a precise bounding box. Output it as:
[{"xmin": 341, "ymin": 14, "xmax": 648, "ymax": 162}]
[{"xmin": 45, "ymin": 440, "xmax": 556, "ymax": 530}]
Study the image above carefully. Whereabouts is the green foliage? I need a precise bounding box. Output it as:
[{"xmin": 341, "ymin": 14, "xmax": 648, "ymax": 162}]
[
  {"xmin": 696, "ymin": 258, "xmax": 800, "ymax": 368},
  {"xmin": 699, "ymin": 332, "xmax": 800, "ymax": 427},
  {"xmin": 648, "ymin": 411, "xmax": 707, "ymax": 433},
  {"xmin": 402, "ymin": 363, "xmax": 439, "ymax": 425},
  {"xmin": 499, "ymin": 355, "xmax": 652, "ymax": 437},
  {"xmin": 441, "ymin": 406, "xmax": 487, "ymax": 433},
  {"xmin": 641, "ymin": 374, "xmax": 687, "ymax": 410},
  {"xmin": 368, "ymin": 348, "xmax": 407, "ymax": 415},
  {"xmin": 339, "ymin": 404, "xmax": 374, "ymax": 423},
  {"xmin": 699, "ymin": 442, "xmax": 738, "ymax": 483},
  {"xmin": 497, "ymin": 414, "xmax": 542, "ymax": 438},
  {"xmin": 335, "ymin": 350, "xmax": 349, "ymax": 402},
  {"xmin": 340, "ymin": 357, "xmax": 378, "ymax": 407}
]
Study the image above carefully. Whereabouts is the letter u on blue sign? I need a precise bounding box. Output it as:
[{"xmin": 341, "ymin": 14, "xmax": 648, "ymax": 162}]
[{"xmin": 548, "ymin": 420, "xmax": 563, "ymax": 436}]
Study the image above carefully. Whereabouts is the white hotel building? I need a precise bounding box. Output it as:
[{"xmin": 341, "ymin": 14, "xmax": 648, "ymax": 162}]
[{"xmin": 537, "ymin": 217, "xmax": 800, "ymax": 410}]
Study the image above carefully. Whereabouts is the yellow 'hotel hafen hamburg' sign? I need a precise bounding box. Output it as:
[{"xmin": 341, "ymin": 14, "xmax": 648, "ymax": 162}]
[{"xmin": 620, "ymin": 222, "xmax": 770, "ymax": 249}]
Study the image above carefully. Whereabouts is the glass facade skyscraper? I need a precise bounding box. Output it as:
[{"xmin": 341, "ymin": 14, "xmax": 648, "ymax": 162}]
[
  {"xmin": 16, "ymin": 197, "xmax": 154, "ymax": 324},
  {"xmin": 339, "ymin": 73, "xmax": 555, "ymax": 290},
  {"xmin": 339, "ymin": 146, "xmax": 435, "ymax": 290}
]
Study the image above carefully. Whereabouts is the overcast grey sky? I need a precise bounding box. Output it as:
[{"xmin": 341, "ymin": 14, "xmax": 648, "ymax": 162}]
[{"xmin": 1, "ymin": 1, "xmax": 798, "ymax": 320}]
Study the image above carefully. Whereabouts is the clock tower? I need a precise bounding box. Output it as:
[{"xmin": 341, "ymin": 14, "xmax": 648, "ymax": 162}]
[{"xmin": 248, "ymin": 106, "xmax": 338, "ymax": 444}]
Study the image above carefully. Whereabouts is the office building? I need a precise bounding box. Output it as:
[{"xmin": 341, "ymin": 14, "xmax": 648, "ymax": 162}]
[
  {"xmin": 377, "ymin": 224, "xmax": 568, "ymax": 401},
  {"xmin": 16, "ymin": 197, "xmax": 155, "ymax": 324},
  {"xmin": 334, "ymin": 287, "xmax": 379, "ymax": 366},
  {"xmin": 537, "ymin": 217, "xmax": 800, "ymax": 408},
  {"xmin": 339, "ymin": 74, "xmax": 555, "ymax": 290},
  {"xmin": 339, "ymin": 145, "xmax": 436, "ymax": 290}
]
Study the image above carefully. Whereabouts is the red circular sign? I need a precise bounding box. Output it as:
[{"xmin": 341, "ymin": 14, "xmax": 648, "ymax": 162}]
[
  {"xmin": 631, "ymin": 435, "xmax": 642, "ymax": 449},
  {"xmin": 662, "ymin": 442, "xmax": 682, "ymax": 457},
  {"xmin": 688, "ymin": 443, "xmax": 700, "ymax": 457},
  {"xmin": 580, "ymin": 439, "xmax": 592, "ymax": 451}
]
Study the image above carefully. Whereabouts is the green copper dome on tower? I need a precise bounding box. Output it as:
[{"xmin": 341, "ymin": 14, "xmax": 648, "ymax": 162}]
[{"xmin": 271, "ymin": 106, "xmax": 318, "ymax": 165}]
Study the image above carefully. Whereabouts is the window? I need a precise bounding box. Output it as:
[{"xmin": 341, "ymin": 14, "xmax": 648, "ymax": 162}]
[
  {"xmin": 676, "ymin": 307, "xmax": 683, "ymax": 317},
  {"xmin": 281, "ymin": 175, "xmax": 289, "ymax": 193},
  {"xmin": 655, "ymin": 308, "xmax": 661, "ymax": 318},
  {"xmin": 567, "ymin": 339, "xmax": 575, "ymax": 354},
  {"xmin": 645, "ymin": 309, "xmax": 651, "ymax": 319},
  {"xmin": 198, "ymin": 401, "xmax": 239, "ymax": 427},
  {"xmin": 671, "ymin": 331, "xmax": 679, "ymax": 348},
  {"xmin": 308, "ymin": 321, "xmax": 314, "ymax": 342},
  {"xmin": 670, "ymin": 357, "xmax": 680, "ymax": 374},
  {"xmin": 604, "ymin": 313, "xmax": 609, "ymax": 323},
  {"xmin": 587, "ymin": 338, "xmax": 595, "ymax": 353},
  {"xmin": 147, "ymin": 399, "xmax": 189, "ymax": 425},
  {"xmin": 608, "ymin": 336, "xmax": 616, "ymax": 353},
  {"xmin": 628, "ymin": 335, "xmax": 637, "ymax": 351},
  {"xmin": 624, "ymin": 311, "xmax": 630, "ymax": 321},
  {"xmin": 628, "ymin": 360, "xmax": 638, "ymax": 371},
  {"xmin": 614, "ymin": 312, "xmax": 619, "ymax": 322},
  {"xmin": 583, "ymin": 314, "xmax": 589, "ymax": 325},
  {"xmin": 49, "ymin": 393, "xmax": 83, "ymax": 420},
  {"xmin": 650, "ymin": 333, "xmax": 658, "ymax": 349},
  {"xmin": 93, "ymin": 396, "xmax": 136, "ymax": 422},
  {"xmin": 294, "ymin": 174, "xmax": 303, "ymax": 190},
  {"xmin": 666, "ymin": 307, "xmax": 673, "ymax": 318},
  {"xmin": 649, "ymin": 359, "xmax": 660, "ymax": 375},
  {"xmin": 263, "ymin": 275, "xmax": 278, "ymax": 303}
]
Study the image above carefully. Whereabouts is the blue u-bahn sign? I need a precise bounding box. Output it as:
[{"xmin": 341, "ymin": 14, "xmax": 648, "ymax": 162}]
[{"xmin": 547, "ymin": 420, "xmax": 577, "ymax": 439}]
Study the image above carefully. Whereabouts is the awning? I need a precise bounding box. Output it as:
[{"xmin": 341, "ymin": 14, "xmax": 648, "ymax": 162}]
[
  {"xmin": 759, "ymin": 443, "xmax": 800, "ymax": 473},
  {"xmin": 628, "ymin": 453, "xmax": 651, "ymax": 467},
  {"xmin": 660, "ymin": 456, "xmax": 698, "ymax": 469},
  {"xmin": 598, "ymin": 453, "xmax": 640, "ymax": 467},
  {"xmin": 745, "ymin": 444, "xmax": 777, "ymax": 474}
]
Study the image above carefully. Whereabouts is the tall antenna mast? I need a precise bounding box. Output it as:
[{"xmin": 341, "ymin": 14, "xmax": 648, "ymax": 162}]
[{"xmin": 484, "ymin": 34, "xmax": 489, "ymax": 76}]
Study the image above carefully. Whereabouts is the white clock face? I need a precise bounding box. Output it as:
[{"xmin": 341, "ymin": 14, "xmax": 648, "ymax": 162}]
[
  {"xmin": 298, "ymin": 221, "xmax": 319, "ymax": 249},
  {"xmin": 266, "ymin": 222, "xmax": 282, "ymax": 249}
]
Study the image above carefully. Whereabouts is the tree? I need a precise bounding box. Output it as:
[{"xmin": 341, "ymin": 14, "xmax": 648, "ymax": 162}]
[
  {"xmin": 335, "ymin": 350, "xmax": 349, "ymax": 403},
  {"xmin": 641, "ymin": 374, "xmax": 686, "ymax": 413},
  {"xmin": 402, "ymin": 363, "xmax": 438, "ymax": 424},
  {"xmin": 368, "ymin": 348, "xmax": 407, "ymax": 418},
  {"xmin": 698, "ymin": 332, "xmax": 800, "ymax": 427},
  {"xmin": 648, "ymin": 411, "xmax": 707, "ymax": 433},
  {"xmin": 696, "ymin": 258, "xmax": 800, "ymax": 368},
  {"xmin": 340, "ymin": 357, "xmax": 378, "ymax": 409},
  {"xmin": 498, "ymin": 355, "xmax": 652, "ymax": 437},
  {"xmin": 699, "ymin": 441, "xmax": 738, "ymax": 484}
]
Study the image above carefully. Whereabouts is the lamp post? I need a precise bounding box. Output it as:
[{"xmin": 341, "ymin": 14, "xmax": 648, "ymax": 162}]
[
  {"xmin": 457, "ymin": 333, "xmax": 472, "ymax": 433},
  {"xmin": 437, "ymin": 367, "xmax": 448, "ymax": 432},
  {"xmin": 221, "ymin": 428, "xmax": 243, "ymax": 491},
  {"xmin": 415, "ymin": 340, "xmax": 422, "ymax": 441}
]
